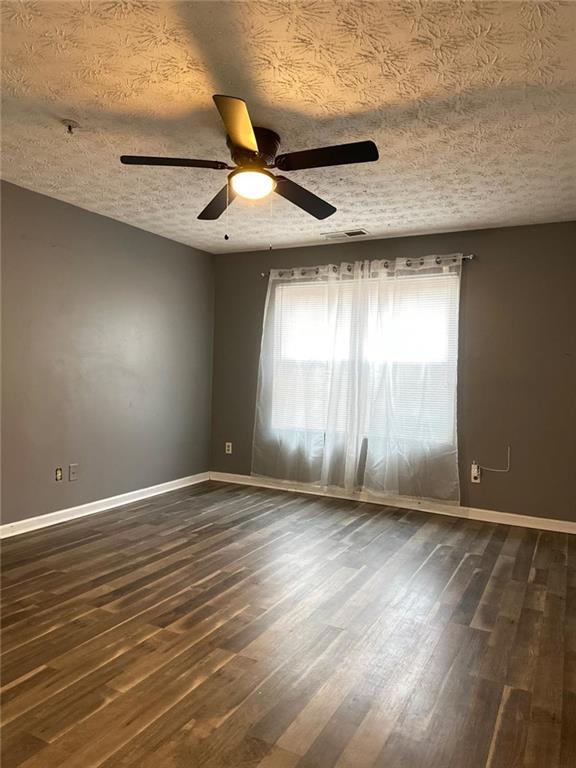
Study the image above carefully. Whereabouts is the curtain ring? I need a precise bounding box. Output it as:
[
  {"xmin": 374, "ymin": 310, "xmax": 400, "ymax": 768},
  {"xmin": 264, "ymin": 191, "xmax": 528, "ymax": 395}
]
[
  {"xmin": 419, "ymin": 258, "xmax": 424, "ymax": 265},
  {"xmin": 332, "ymin": 265, "xmax": 337, "ymax": 272},
  {"xmin": 347, "ymin": 264, "xmax": 352, "ymax": 272},
  {"xmin": 435, "ymin": 257, "xmax": 442, "ymax": 265},
  {"xmin": 384, "ymin": 261, "xmax": 389, "ymax": 268},
  {"xmin": 406, "ymin": 259, "xmax": 412, "ymax": 267},
  {"xmin": 315, "ymin": 267, "xmax": 319, "ymax": 274}
]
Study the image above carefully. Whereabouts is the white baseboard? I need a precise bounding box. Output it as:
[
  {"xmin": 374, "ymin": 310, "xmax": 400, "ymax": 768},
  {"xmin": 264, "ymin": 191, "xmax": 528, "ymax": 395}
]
[
  {"xmin": 210, "ymin": 472, "xmax": 576, "ymax": 535},
  {"xmin": 2, "ymin": 470, "xmax": 574, "ymax": 538},
  {"xmin": 0, "ymin": 472, "xmax": 210, "ymax": 539}
]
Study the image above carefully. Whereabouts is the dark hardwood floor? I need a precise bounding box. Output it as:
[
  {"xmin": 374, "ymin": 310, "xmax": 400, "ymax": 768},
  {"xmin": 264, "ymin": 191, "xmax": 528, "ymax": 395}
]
[{"xmin": 1, "ymin": 481, "xmax": 574, "ymax": 767}]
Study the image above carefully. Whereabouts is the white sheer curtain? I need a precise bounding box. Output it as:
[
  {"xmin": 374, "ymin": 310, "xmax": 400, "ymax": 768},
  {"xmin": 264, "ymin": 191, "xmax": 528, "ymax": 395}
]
[{"xmin": 252, "ymin": 255, "xmax": 462, "ymax": 502}]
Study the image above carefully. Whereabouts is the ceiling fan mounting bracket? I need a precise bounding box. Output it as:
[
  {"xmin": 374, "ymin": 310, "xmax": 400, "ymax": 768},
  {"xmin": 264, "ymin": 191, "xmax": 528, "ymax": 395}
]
[{"xmin": 227, "ymin": 127, "xmax": 280, "ymax": 168}]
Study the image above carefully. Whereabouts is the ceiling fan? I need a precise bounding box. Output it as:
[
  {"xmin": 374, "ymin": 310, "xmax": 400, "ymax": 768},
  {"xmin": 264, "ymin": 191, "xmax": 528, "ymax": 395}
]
[{"xmin": 120, "ymin": 95, "xmax": 379, "ymax": 221}]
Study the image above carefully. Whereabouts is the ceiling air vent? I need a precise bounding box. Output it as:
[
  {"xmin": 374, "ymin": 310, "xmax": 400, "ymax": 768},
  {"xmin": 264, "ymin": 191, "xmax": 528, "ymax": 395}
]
[{"xmin": 322, "ymin": 229, "xmax": 369, "ymax": 240}]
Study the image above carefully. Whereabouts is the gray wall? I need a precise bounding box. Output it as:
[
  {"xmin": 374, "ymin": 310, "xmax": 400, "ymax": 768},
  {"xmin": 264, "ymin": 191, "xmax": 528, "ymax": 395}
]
[
  {"xmin": 1, "ymin": 181, "xmax": 214, "ymax": 525},
  {"xmin": 3, "ymin": 179, "xmax": 575, "ymax": 526},
  {"xmin": 212, "ymin": 222, "xmax": 576, "ymax": 522}
]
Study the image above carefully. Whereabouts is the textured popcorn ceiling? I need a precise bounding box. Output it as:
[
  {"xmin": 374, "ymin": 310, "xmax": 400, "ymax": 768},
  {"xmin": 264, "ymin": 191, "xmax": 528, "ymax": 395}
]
[{"xmin": 1, "ymin": 1, "xmax": 575, "ymax": 254}]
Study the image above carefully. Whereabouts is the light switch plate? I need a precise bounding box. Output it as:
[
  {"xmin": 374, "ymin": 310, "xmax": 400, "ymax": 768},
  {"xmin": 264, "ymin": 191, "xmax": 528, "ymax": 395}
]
[{"xmin": 69, "ymin": 463, "xmax": 79, "ymax": 482}]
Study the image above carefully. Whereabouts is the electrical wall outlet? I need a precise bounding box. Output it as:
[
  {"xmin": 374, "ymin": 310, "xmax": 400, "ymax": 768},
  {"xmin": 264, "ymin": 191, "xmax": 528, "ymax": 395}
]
[
  {"xmin": 225, "ymin": 442, "xmax": 233, "ymax": 455},
  {"xmin": 55, "ymin": 467, "xmax": 63, "ymax": 481},
  {"xmin": 471, "ymin": 461, "xmax": 481, "ymax": 484},
  {"xmin": 69, "ymin": 463, "xmax": 79, "ymax": 482}
]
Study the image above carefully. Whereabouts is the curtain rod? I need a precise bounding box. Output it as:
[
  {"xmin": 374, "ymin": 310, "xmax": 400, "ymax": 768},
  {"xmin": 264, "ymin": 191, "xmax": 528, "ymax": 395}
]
[{"xmin": 260, "ymin": 253, "xmax": 475, "ymax": 278}]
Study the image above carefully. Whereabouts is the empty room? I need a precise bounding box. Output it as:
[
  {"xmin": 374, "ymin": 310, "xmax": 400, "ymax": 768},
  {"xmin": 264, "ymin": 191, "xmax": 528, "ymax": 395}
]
[{"xmin": 1, "ymin": 1, "xmax": 575, "ymax": 766}]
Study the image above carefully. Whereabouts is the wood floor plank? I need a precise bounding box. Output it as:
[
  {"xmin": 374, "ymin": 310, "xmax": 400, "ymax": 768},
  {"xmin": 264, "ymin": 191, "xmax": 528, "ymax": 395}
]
[
  {"xmin": 0, "ymin": 481, "xmax": 573, "ymax": 767},
  {"xmin": 485, "ymin": 686, "xmax": 531, "ymax": 768}
]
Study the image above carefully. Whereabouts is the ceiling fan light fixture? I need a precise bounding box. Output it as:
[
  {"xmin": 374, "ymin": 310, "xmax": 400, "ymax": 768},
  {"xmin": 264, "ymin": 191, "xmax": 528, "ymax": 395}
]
[{"xmin": 229, "ymin": 168, "xmax": 276, "ymax": 200}]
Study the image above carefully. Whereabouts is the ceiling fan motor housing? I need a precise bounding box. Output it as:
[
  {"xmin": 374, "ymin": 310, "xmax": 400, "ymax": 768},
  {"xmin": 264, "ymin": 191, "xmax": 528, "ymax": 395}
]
[{"xmin": 227, "ymin": 127, "xmax": 280, "ymax": 167}]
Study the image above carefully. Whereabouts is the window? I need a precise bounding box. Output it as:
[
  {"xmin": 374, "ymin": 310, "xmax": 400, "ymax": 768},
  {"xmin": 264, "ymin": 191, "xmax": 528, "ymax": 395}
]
[
  {"xmin": 253, "ymin": 257, "xmax": 462, "ymax": 502},
  {"xmin": 270, "ymin": 274, "xmax": 459, "ymax": 442}
]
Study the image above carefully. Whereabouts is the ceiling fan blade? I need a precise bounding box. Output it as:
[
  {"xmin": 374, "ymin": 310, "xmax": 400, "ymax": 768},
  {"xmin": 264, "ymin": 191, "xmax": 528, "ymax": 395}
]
[
  {"xmin": 197, "ymin": 184, "xmax": 236, "ymax": 220},
  {"xmin": 275, "ymin": 176, "xmax": 336, "ymax": 219},
  {"xmin": 212, "ymin": 95, "xmax": 258, "ymax": 154},
  {"xmin": 275, "ymin": 140, "xmax": 379, "ymax": 171},
  {"xmin": 121, "ymin": 156, "xmax": 229, "ymax": 169}
]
